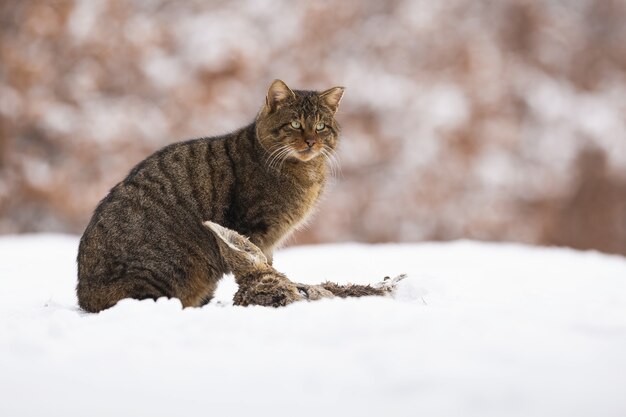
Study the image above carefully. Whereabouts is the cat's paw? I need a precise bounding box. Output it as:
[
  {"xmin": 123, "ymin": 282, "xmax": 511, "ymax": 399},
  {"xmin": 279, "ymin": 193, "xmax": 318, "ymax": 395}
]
[{"xmin": 372, "ymin": 274, "xmax": 408, "ymax": 294}]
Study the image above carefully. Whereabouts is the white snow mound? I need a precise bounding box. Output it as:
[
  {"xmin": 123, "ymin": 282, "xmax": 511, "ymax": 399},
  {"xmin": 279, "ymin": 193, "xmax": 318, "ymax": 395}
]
[{"xmin": 1, "ymin": 235, "xmax": 626, "ymax": 417}]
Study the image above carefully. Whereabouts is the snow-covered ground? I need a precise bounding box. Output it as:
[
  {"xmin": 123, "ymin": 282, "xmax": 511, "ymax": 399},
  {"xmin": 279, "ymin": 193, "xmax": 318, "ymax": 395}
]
[{"xmin": 1, "ymin": 235, "xmax": 625, "ymax": 417}]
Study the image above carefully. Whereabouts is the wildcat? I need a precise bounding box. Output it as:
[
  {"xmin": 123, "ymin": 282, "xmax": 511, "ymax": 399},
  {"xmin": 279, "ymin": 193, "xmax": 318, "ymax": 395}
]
[
  {"xmin": 77, "ymin": 80, "xmax": 344, "ymax": 312},
  {"xmin": 203, "ymin": 220, "xmax": 407, "ymax": 307}
]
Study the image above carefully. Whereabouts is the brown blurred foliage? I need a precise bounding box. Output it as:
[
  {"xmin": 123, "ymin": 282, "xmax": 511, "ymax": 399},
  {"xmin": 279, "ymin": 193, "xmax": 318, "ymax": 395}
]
[{"xmin": 1, "ymin": 0, "xmax": 625, "ymax": 255}]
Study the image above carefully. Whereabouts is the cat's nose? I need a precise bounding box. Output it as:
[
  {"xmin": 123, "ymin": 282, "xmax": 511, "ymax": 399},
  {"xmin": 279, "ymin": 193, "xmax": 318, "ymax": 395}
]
[{"xmin": 305, "ymin": 138, "xmax": 316, "ymax": 148}]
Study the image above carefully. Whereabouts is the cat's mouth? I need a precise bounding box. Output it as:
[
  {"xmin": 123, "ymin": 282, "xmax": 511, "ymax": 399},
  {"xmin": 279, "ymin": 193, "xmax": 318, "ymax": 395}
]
[
  {"xmin": 294, "ymin": 146, "xmax": 321, "ymax": 162},
  {"xmin": 294, "ymin": 149, "xmax": 318, "ymax": 161}
]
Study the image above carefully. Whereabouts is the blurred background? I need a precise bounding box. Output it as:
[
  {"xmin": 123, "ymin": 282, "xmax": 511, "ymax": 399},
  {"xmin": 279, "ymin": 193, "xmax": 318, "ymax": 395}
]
[{"xmin": 1, "ymin": 0, "xmax": 625, "ymax": 255}]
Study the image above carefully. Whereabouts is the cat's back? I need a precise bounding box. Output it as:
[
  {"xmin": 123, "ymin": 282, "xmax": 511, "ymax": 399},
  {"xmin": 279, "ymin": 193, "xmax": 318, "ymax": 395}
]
[
  {"xmin": 83, "ymin": 139, "xmax": 200, "ymax": 240},
  {"xmin": 82, "ymin": 132, "xmax": 237, "ymax": 240}
]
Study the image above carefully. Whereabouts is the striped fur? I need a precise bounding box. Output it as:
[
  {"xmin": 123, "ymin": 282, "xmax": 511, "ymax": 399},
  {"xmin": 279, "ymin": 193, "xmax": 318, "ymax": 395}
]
[{"xmin": 76, "ymin": 80, "xmax": 345, "ymax": 312}]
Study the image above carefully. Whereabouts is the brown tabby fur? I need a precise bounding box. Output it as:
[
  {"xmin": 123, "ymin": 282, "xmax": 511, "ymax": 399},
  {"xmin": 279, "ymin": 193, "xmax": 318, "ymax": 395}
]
[
  {"xmin": 203, "ymin": 221, "xmax": 403, "ymax": 307},
  {"xmin": 77, "ymin": 80, "xmax": 345, "ymax": 312}
]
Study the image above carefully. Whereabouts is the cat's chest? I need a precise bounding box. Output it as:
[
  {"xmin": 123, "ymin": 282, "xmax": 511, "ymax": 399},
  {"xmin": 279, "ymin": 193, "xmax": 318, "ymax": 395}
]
[
  {"xmin": 284, "ymin": 181, "xmax": 323, "ymax": 223},
  {"xmin": 236, "ymin": 164, "xmax": 326, "ymax": 253},
  {"xmin": 260, "ymin": 178, "xmax": 324, "ymax": 245}
]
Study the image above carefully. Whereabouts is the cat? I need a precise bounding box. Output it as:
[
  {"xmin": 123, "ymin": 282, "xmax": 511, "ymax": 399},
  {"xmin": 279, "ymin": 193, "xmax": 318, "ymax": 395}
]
[
  {"xmin": 204, "ymin": 220, "xmax": 407, "ymax": 307},
  {"xmin": 76, "ymin": 79, "xmax": 345, "ymax": 312}
]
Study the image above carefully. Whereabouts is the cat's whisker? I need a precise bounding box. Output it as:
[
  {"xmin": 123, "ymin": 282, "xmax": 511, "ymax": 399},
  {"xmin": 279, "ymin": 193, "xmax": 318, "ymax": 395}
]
[
  {"xmin": 265, "ymin": 143, "xmax": 287, "ymax": 159},
  {"xmin": 272, "ymin": 148, "xmax": 293, "ymax": 172},
  {"xmin": 266, "ymin": 145, "xmax": 291, "ymax": 171},
  {"xmin": 277, "ymin": 149, "xmax": 296, "ymax": 172},
  {"xmin": 264, "ymin": 144, "xmax": 285, "ymax": 168},
  {"xmin": 269, "ymin": 150, "xmax": 290, "ymax": 172},
  {"xmin": 266, "ymin": 150, "xmax": 282, "ymax": 171},
  {"xmin": 331, "ymin": 150, "xmax": 340, "ymax": 176},
  {"xmin": 331, "ymin": 149, "xmax": 343, "ymax": 179},
  {"xmin": 322, "ymin": 147, "xmax": 342, "ymax": 179},
  {"xmin": 320, "ymin": 149, "xmax": 334, "ymax": 178}
]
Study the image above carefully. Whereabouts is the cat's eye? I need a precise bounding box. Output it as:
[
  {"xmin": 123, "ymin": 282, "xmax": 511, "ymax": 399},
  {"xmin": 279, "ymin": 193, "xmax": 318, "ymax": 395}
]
[
  {"xmin": 315, "ymin": 122, "xmax": 326, "ymax": 131},
  {"xmin": 290, "ymin": 121, "xmax": 302, "ymax": 129}
]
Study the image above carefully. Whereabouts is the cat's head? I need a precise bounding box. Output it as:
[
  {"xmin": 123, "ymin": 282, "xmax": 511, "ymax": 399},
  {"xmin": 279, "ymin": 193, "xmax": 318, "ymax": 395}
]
[
  {"xmin": 203, "ymin": 221, "xmax": 270, "ymax": 275},
  {"xmin": 256, "ymin": 79, "xmax": 345, "ymax": 165}
]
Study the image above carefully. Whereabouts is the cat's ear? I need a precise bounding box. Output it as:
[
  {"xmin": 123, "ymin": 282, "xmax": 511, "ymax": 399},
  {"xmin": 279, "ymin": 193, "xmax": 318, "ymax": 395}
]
[
  {"xmin": 266, "ymin": 79, "xmax": 295, "ymax": 111},
  {"xmin": 320, "ymin": 86, "xmax": 345, "ymax": 114}
]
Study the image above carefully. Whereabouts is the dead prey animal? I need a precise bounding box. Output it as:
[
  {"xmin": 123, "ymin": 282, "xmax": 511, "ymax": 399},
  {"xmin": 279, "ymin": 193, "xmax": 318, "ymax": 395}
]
[{"xmin": 204, "ymin": 221, "xmax": 407, "ymax": 307}]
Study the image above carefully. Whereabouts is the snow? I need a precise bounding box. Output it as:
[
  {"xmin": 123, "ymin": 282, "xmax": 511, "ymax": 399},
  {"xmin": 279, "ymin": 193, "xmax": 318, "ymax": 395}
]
[{"xmin": 1, "ymin": 235, "xmax": 626, "ymax": 417}]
